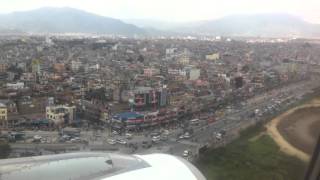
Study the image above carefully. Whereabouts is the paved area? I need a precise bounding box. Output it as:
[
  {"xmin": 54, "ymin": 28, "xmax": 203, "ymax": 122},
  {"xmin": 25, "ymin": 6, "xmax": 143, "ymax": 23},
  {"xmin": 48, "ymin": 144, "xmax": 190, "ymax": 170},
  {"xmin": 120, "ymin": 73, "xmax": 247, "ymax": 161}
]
[{"xmin": 6, "ymin": 76, "xmax": 320, "ymax": 160}]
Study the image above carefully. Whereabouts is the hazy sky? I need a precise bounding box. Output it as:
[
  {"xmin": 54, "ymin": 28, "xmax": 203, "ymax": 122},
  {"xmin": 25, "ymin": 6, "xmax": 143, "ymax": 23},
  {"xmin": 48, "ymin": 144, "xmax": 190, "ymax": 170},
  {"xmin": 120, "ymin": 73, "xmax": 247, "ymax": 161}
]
[{"xmin": 0, "ymin": 0, "xmax": 319, "ymax": 23}]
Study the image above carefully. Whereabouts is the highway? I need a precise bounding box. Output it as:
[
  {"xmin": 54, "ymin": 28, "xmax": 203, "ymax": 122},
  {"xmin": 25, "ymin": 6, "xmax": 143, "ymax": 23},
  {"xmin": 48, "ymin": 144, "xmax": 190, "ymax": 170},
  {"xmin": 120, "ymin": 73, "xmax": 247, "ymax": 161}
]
[{"xmin": 7, "ymin": 76, "xmax": 320, "ymax": 159}]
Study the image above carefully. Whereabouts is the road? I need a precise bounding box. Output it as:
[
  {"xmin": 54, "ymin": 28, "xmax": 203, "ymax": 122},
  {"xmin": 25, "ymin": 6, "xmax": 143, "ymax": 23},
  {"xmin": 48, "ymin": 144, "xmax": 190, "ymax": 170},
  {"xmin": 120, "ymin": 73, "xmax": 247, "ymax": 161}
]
[{"xmin": 7, "ymin": 76, "xmax": 320, "ymax": 159}]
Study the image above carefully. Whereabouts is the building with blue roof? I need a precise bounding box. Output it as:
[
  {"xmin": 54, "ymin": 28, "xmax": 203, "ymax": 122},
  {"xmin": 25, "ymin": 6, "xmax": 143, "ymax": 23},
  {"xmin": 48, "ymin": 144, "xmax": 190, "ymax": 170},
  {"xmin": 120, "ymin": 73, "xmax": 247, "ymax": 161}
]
[{"xmin": 111, "ymin": 112, "xmax": 144, "ymax": 131}]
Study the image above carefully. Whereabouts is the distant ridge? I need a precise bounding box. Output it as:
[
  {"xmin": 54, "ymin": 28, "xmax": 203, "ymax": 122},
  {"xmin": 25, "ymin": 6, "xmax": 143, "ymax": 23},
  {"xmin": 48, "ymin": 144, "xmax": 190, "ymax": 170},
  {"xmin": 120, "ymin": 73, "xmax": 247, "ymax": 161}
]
[
  {"xmin": 0, "ymin": 9, "xmax": 319, "ymax": 38},
  {"xmin": 0, "ymin": 7, "xmax": 145, "ymax": 36},
  {"xmin": 126, "ymin": 14, "xmax": 320, "ymax": 38}
]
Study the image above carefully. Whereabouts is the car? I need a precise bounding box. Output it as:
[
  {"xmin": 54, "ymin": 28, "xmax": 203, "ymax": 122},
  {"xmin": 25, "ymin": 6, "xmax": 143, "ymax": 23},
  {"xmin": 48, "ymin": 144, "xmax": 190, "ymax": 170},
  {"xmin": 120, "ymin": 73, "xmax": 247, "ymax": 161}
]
[
  {"xmin": 125, "ymin": 133, "xmax": 133, "ymax": 139},
  {"xmin": 150, "ymin": 131, "xmax": 161, "ymax": 137},
  {"xmin": 162, "ymin": 130, "xmax": 170, "ymax": 135},
  {"xmin": 190, "ymin": 119, "xmax": 200, "ymax": 126},
  {"xmin": 33, "ymin": 135, "xmax": 42, "ymax": 142},
  {"xmin": 179, "ymin": 134, "xmax": 185, "ymax": 139},
  {"xmin": 116, "ymin": 139, "xmax": 127, "ymax": 145},
  {"xmin": 183, "ymin": 150, "xmax": 190, "ymax": 157},
  {"xmin": 112, "ymin": 131, "xmax": 119, "ymax": 135},
  {"xmin": 183, "ymin": 132, "xmax": 191, "ymax": 139},
  {"xmin": 107, "ymin": 139, "xmax": 116, "ymax": 145},
  {"xmin": 178, "ymin": 132, "xmax": 191, "ymax": 140},
  {"xmin": 215, "ymin": 133, "xmax": 222, "ymax": 140},
  {"xmin": 152, "ymin": 135, "xmax": 161, "ymax": 143},
  {"xmin": 62, "ymin": 135, "xmax": 71, "ymax": 140},
  {"xmin": 40, "ymin": 138, "xmax": 47, "ymax": 143},
  {"xmin": 70, "ymin": 137, "xmax": 81, "ymax": 143}
]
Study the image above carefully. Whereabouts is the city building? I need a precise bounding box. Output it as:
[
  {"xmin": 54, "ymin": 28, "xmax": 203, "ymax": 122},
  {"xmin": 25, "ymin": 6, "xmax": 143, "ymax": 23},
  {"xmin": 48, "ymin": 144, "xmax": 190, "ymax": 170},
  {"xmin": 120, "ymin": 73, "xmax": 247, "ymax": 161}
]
[
  {"xmin": 46, "ymin": 105, "xmax": 76, "ymax": 125},
  {"xmin": 188, "ymin": 68, "xmax": 201, "ymax": 80},
  {"xmin": 6, "ymin": 82, "xmax": 25, "ymax": 90},
  {"xmin": 31, "ymin": 59, "xmax": 41, "ymax": 74},
  {"xmin": 53, "ymin": 63, "xmax": 66, "ymax": 73},
  {"xmin": 143, "ymin": 68, "xmax": 160, "ymax": 77},
  {"xmin": 0, "ymin": 63, "xmax": 8, "ymax": 73},
  {"xmin": 111, "ymin": 112, "xmax": 144, "ymax": 132},
  {"xmin": 77, "ymin": 100, "xmax": 108, "ymax": 122},
  {"xmin": 0, "ymin": 100, "xmax": 17, "ymax": 115},
  {"xmin": 206, "ymin": 53, "xmax": 220, "ymax": 60},
  {"xmin": 71, "ymin": 61, "xmax": 82, "ymax": 72},
  {"xmin": 0, "ymin": 103, "xmax": 8, "ymax": 127},
  {"xmin": 127, "ymin": 87, "xmax": 169, "ymax": 110}
]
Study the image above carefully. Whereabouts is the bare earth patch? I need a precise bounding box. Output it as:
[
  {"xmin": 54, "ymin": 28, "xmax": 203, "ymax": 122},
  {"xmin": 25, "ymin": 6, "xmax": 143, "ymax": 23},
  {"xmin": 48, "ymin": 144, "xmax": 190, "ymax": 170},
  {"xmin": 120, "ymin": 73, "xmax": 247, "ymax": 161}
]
[{"xmin": 266, "ymin": 99, "xmax": 320, "ymax": 162}]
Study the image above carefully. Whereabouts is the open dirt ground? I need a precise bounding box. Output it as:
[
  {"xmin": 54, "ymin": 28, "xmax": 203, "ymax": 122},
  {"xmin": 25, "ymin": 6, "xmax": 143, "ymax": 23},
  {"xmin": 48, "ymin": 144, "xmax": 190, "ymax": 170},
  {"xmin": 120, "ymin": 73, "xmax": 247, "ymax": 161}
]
[{"xmin": 266, "ymin": 98, "xmax": 320, "ymax": 162}]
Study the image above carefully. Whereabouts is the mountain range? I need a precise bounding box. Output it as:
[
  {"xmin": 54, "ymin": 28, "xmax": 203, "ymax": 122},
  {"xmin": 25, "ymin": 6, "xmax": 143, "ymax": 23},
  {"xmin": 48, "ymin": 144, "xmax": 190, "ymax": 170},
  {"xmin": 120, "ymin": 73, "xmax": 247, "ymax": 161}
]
[
  {"xmin": 0, "ymin": 7, "xmax": 145, "ymax": 36},
  {"xmin": 0, "ymin": 7, "xmax": 319, "ymax": 38}
]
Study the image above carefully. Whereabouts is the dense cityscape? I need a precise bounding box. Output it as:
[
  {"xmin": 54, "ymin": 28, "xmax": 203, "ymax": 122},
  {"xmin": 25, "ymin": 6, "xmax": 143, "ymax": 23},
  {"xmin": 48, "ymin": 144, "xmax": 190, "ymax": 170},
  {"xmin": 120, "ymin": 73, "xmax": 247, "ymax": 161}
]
[{"xmin": 0, "ymin": 35, "xmax": 320, "ymax": 161}]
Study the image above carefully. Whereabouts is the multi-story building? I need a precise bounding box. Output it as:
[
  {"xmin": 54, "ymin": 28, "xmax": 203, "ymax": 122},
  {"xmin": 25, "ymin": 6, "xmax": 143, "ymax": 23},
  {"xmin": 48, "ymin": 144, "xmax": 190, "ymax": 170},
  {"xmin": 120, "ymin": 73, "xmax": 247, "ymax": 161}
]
[
  {"xmin": 46, "ymin": 105, "xmax": 76, "ymax": 125},
  {"xmin": 144, "ymin": 68, "xmax": 160, "ymax": 77},
  {"xmin": 111, "ymin": 112, "xmax": 145, "ymax": 132},
  {"xmin": 77, "ymin": 100, "xmax": 108, "ymax": 122},
  {"xmin": 31, "ymin": 59, "xmax": 41, "ymax": 74},
  {"xmin": 0, "ymin": 63, "xmax": 8, "ymax": 73},
  {"xmin": 53, "ymin": 63, "xmax": 65, "ymax": 73},
  {"xmin": 71, "ymin": 61, "xmax": 82, "ymax": 72},
  {"xmin": 0, "ymin": 100, "xmax": 17, "ymax": 115},
  {"xmin": 206, "ymin": 53, "xmax": 220, "ymax": 61},
  {"xmin": 111, "ymin": 109, "xmax": 179, "ymax": 132},
  {"xmin": 0, "ymin": 103, "xmax": 8, "ymax": 127},
  {"xmin": 6, "ymin": 82, "xmax": 24, "ymax": 90},
  {"xmin": 128, "ymin": 87, "xmax": 169, "ymax": 110},
  {"xmin": 188, "ymin": 68, "xmax": 201, "ymax": 80}
]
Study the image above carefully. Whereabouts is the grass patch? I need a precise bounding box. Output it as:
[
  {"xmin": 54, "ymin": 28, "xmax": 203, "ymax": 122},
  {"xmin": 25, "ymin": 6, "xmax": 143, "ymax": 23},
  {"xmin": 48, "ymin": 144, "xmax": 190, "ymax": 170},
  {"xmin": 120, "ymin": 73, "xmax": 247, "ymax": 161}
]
[{"xmin": 194, "ymin": 124, "xmax": 307, "ymax": 180}]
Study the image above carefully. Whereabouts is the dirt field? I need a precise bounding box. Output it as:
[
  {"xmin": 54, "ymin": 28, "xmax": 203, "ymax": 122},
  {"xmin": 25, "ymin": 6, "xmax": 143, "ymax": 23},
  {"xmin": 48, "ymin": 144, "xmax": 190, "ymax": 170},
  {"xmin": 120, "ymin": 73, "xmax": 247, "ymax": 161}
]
[
  {"xmin": 278, "ymin": 107, "xmax": 320, "ymax": 155},
  {"xmin": 266, "ymin": 98, "xmax": 320, "ymax": 162}
]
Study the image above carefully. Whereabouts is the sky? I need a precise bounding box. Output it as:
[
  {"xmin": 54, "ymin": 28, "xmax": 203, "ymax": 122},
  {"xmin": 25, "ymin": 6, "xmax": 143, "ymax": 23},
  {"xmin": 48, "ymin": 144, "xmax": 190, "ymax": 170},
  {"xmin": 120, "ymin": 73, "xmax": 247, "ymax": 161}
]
[{"xmin": 0, "ymin": 0, "xmax": 319, "ymax": 23}]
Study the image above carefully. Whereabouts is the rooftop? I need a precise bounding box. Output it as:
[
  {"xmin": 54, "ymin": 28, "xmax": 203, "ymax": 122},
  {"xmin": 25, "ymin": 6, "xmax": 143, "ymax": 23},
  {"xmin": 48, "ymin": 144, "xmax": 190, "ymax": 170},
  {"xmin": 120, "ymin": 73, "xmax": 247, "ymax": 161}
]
[
  {"xmin": 0, "ymin": 103, "xmax": 6, "ymax": 108},
  {"xmin": 113, "ymin": 112, "xmax": 144, "ymax": 120}
]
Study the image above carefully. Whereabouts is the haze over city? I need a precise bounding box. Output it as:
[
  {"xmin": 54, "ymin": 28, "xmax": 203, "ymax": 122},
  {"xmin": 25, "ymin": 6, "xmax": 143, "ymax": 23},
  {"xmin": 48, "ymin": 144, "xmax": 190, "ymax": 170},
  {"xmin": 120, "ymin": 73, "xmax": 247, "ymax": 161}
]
[
  {"xmin": 0, "ymin": 0, "xmax": 319, "ymax": 23},
  {"xmin": 0, "ymin": 1, "xmax": 320, "ymax": 180}
]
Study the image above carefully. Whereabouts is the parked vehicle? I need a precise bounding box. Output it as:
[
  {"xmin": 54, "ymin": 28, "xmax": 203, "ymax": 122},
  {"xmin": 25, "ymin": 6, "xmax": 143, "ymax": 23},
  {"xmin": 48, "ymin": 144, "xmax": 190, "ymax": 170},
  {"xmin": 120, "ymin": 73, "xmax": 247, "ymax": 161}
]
[
  {"xmin": 116, "ymin": 139, "xmax": 127, "ymax": 145},
  {"xmin": 150, "ymin": 131, "xmax": 161, "ymax": 137},
  {"xmin": 112, "ymin": 131, "xmax": 119, "ymax": 135},
  {"xmin": 125, "ymin": 133, "xmax": 133, "ymax": 139},
  {"xmin": 152, "ymin": 135, "xmax": 161, "ymax": 143},
  {"xmin": 183, "ymin": 150, "xmax": 191, "ymax": 157},
  {"xmin": 107, "ymin": 139, "xmax": 116, "ymax": 145},
  {"xmin": 190, "ymin": 119, "xmax": 200, "ymax": 126},
  {"xmin": 33, "ymin": 135, "xmax": 42, "ymax": 142}
]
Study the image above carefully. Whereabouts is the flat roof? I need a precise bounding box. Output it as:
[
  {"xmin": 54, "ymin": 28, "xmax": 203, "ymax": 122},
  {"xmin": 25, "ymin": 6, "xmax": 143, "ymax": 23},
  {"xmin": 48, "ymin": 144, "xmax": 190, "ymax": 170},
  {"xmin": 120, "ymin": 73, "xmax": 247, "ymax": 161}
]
[{"xmin": 113, "ymin": 112, "xmax": 144, "ymax": 120}]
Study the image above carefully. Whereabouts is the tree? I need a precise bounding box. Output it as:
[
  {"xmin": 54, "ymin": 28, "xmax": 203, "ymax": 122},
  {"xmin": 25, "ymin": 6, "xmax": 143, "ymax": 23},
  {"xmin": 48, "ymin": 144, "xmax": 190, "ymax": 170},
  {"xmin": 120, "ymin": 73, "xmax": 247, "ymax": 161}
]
[
  {"xmin": 0, "ymin": 140, "xmax": 11, "ymax": 159},
  {"xmin": 137, "ymin": 54, "xmax": 144, "ymax": 62},
  {"xmin": 86, "ymin": 88, "xmax": 107, "ymax": 102}
]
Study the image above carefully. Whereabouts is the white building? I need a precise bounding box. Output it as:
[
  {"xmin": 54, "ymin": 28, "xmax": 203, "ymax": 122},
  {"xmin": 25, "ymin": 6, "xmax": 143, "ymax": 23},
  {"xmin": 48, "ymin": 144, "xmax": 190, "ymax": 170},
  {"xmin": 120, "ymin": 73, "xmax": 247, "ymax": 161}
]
[
  {"xmin": 71, "ymin": 61, "xmax": 82, "ymax": 71},
  {"xmin": 6, "ymin": 82, "xmax": 24, "ymax": 90},
  {"xmin": 189, "ymin": 68, "xmax": 201, "ymax": 80},
  {"xmin": 205, "ymin": 53, "xmax": 220, "ymax": 60},
  {"xmin": 46, "ymin": 105, "xmax": 76, "ymax": 125}
]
